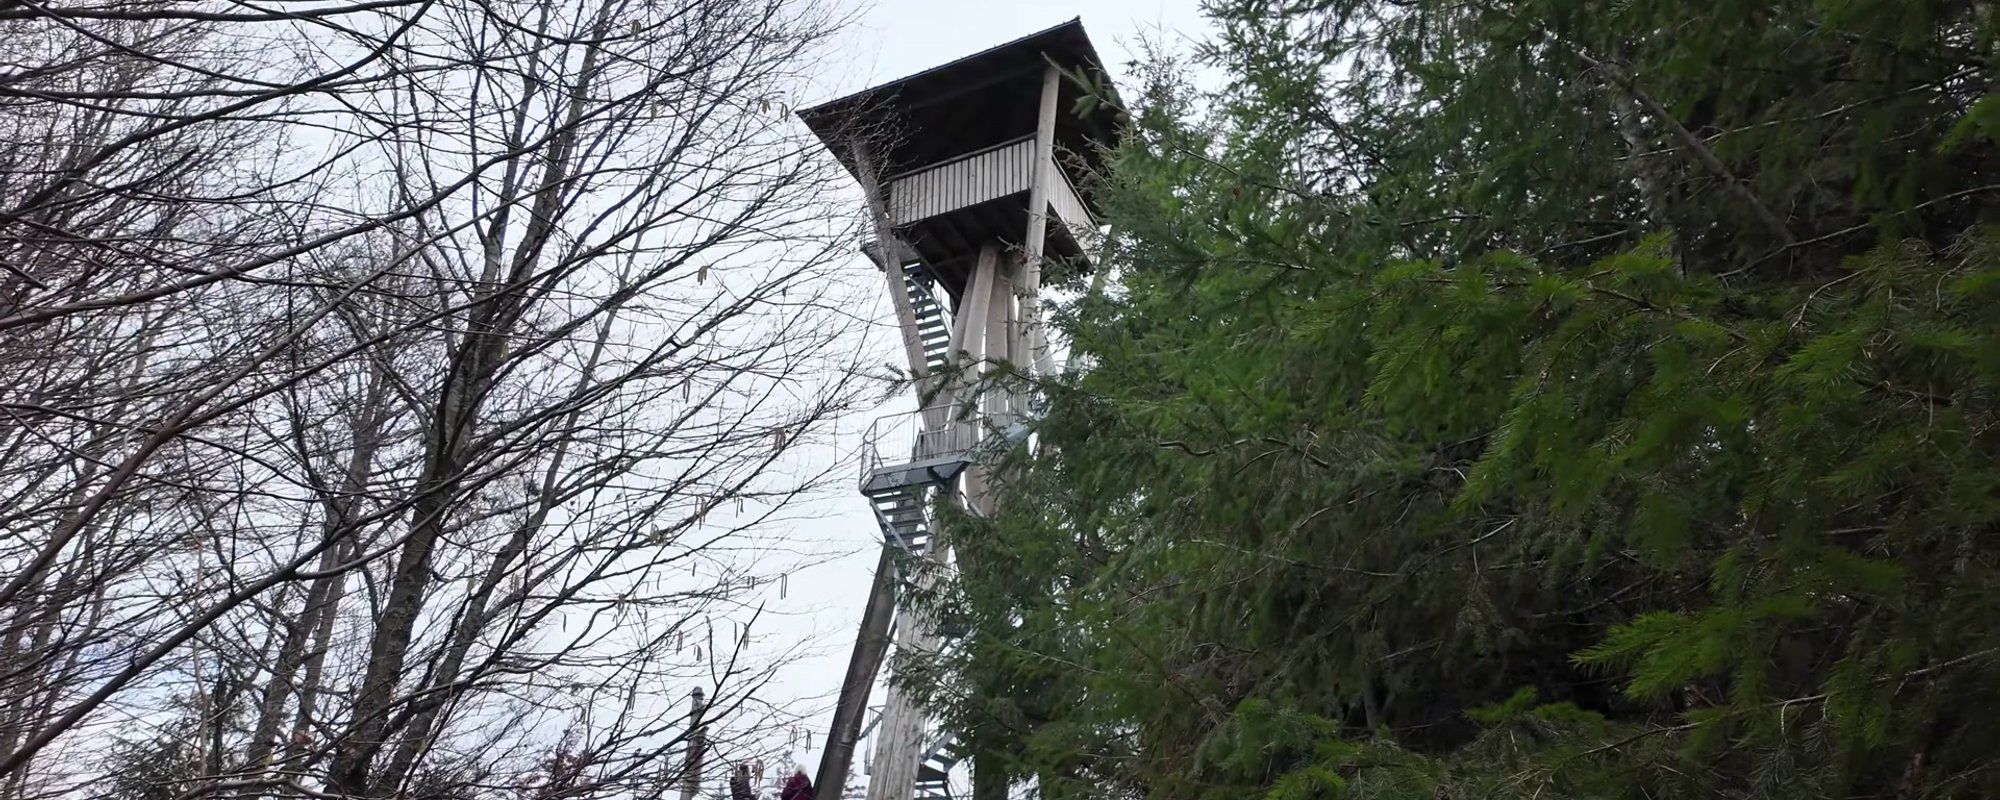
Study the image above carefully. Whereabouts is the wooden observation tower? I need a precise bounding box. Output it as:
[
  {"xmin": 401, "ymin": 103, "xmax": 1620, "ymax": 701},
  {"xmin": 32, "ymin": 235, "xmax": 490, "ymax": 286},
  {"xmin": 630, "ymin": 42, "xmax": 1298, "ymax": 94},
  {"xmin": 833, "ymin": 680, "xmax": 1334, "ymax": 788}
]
[{"xmin": 797, "ymin": 19, "xmax": 1118, "ymax": 800}]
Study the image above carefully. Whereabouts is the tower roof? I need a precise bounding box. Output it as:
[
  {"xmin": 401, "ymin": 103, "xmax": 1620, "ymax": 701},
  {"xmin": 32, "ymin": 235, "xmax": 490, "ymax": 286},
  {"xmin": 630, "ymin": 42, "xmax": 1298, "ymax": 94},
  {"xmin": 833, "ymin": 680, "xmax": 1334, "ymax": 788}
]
[{"xmin": 797, "ymin": 18, "xmax": 1122, "ymax": 180}]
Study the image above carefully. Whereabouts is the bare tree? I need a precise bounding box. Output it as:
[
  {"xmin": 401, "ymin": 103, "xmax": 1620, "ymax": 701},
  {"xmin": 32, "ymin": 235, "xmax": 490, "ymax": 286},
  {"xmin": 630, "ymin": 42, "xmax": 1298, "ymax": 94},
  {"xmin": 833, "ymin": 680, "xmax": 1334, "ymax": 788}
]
[{"xmin": 0, "ymin": 0, "xmax": 872, "ymax": 796}]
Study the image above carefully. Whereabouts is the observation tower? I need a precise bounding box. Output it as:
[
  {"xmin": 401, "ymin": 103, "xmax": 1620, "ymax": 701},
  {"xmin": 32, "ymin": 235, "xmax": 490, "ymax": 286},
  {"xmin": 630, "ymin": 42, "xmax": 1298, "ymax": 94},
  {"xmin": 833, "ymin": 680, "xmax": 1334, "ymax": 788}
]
[{"xmin": 796, "ymin": 18, "xmax": 1118, "ymax": 800}]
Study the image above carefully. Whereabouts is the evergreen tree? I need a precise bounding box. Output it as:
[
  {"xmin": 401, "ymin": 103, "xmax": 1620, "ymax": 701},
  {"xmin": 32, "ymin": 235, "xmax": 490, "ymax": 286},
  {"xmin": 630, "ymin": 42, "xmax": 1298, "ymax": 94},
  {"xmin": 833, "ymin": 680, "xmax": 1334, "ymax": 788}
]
[{"xmin": 917, "ymin": 1, "xmax": 2000, "ymax": 798}]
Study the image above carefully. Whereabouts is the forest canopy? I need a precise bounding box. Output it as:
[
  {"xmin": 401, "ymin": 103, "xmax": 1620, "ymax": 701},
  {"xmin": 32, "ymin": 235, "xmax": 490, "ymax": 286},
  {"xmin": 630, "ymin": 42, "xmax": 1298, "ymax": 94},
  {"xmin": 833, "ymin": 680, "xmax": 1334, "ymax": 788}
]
[{"xmin": 917, "ymin": 1, "xmax": 2000, "ymax": 798}]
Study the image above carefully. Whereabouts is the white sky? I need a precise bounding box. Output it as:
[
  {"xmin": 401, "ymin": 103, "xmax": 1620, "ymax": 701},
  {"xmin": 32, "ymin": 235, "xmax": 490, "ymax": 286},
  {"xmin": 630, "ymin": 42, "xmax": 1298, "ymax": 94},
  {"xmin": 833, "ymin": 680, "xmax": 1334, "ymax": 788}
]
[
  {"xmin": 824, "ymin": 0, "xmax": 1208, "ymax": 90},
  {"xmin": 742, "ymin": 0, "xmax": 1214, "ymax": 788}
]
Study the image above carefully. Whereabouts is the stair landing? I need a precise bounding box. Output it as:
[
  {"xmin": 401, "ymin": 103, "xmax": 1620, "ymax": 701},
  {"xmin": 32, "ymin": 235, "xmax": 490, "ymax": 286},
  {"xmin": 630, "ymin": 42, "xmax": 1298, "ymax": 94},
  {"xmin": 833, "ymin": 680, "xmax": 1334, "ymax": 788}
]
[{"xmin": 861, "ymin": 453, "xmax": 972, "ymax": 496}]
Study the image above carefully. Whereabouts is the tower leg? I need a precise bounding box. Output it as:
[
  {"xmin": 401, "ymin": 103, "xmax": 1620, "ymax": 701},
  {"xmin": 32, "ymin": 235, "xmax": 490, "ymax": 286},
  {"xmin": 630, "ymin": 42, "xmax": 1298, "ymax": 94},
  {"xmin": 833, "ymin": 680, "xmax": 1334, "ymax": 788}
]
[
  {"xmin": 863, "ymin": 615, "xmax": 927, "ymax": 800},
  {"xmin": 817, "ymin": 545, "xmax": 900, "ymax": 800},
  {"xmin": 865, "ymin": 522, "xmax": 952, "ymax": 800},
  {"xmin": 1019, "ymin": 63, "xmax": 1062, "ymax": 376}
]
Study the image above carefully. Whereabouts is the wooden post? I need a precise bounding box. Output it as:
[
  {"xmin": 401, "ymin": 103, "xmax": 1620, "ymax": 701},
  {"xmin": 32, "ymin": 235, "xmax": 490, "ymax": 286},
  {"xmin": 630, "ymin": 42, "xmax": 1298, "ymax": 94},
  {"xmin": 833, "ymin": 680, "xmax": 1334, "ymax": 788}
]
[
  {"xmin": 948, "ymin": 245, "xmax": 998, "ymax": 370},
  {"xmin": 955, "ymin": 245, "xmax": 1000, "ymax": 512},
  {"xmin": 843, "ymin": 135, "xmax": 970, "ymax": 800},
  {"xmin": 948, "ymin": 245, "xmax": 998, "ymax": 453},
  {"xmin": 1005, "ymin": 255, "xmax": 1030, "ymax": 422},
  {"xmin": 815, "ymin": 546, "xmax": 901, "ymax": 800},
  {"xmin": 863, "ymin": 539, "xmax": 950, "ymax": 800},
  {"xmin": 984, "ymin": 257, "xmax": 1017, "ymax": 426},
  {"xmin": 1018, "ymin": 63, "xmax": 1061, "ymax": 377},
  {"xmin": 679, "ymin": 688, "xmax": 707, "ymax": 800}
]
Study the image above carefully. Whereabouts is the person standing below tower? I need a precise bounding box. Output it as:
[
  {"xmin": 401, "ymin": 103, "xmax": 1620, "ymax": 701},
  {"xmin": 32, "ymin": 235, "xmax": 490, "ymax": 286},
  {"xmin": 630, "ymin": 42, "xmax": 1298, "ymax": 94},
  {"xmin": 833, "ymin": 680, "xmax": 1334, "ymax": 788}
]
[{"xmin": 780, "ymin": 768, "xmax": 815, "ymax": 800}]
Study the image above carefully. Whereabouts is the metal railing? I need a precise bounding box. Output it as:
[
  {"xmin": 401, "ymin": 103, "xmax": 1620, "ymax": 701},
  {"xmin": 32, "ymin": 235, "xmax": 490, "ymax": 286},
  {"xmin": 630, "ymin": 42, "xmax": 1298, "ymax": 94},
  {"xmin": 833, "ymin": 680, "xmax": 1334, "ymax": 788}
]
[{"xmin": 858, "ymin": 405, "xmax": 982, "ymax": 487}]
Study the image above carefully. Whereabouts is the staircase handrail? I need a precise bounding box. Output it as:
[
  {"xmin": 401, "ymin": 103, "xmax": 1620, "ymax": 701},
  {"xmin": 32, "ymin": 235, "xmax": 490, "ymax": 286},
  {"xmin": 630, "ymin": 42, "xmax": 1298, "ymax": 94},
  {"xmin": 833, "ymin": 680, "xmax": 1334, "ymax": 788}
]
[{"xmin": 857, "ymin": 404, "xmax": 984, "ymax": 490}]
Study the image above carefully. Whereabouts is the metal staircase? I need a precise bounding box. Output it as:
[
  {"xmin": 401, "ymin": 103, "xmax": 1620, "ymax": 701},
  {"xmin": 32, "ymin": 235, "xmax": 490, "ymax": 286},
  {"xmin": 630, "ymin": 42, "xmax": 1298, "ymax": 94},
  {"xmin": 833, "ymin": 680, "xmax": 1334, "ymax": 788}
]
[
  {"xmin": 867, "ymin": 486, "xmax": 935, "ymax": 554},
  {"xmin": 913, "ymin": 734, "xmax": 966, "ymax": 800},
  {"xmin": 857, "ymin": 260, "xmax": 971, "ymax": 556},
  {"xmin": 853, "ymin": 258, "xmax": 1003, "ymax": 800},
  {"xmin": 864, "ymin": 240, "xmax": 952, "ymax": 376},
  {"xmin": 904, "ymin": 263, "xmax": 951, "ymax": 375}
]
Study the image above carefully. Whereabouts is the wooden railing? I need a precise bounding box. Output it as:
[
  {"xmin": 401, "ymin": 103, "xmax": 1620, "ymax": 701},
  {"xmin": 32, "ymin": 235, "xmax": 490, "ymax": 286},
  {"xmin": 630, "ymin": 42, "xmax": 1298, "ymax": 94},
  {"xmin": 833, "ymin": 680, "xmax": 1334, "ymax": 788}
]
[
  {"xmin": 886, "ymin": 138, "xmax": 1035, "ymax": 225},
  {"xmin": 1046, "ymin": 162, "xmax": 1095, "ymax": 233},
  {"xmin": 886, "ymin": 139, "xmax": 1097, "ymax": 234}
]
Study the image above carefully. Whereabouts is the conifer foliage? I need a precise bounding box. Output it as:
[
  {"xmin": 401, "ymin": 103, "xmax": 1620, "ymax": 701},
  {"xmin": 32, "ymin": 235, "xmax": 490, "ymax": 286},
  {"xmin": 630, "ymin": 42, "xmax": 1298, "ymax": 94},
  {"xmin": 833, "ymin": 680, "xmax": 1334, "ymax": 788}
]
[{"xmin": 917, "ymin": 1, "xmax": 2000, "ymax": 798}]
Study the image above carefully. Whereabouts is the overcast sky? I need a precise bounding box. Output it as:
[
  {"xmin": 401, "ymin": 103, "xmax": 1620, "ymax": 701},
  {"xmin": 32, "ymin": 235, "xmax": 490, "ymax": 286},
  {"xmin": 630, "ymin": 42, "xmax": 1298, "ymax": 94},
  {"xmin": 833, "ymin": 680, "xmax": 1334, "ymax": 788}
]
[
  {"xmin": 753, "ymin": 0, "xmax": 1213, "ymax": 788},
  {"xmin": 822, "ymin": 0, "xmax": 1210, "ymax": 91}
]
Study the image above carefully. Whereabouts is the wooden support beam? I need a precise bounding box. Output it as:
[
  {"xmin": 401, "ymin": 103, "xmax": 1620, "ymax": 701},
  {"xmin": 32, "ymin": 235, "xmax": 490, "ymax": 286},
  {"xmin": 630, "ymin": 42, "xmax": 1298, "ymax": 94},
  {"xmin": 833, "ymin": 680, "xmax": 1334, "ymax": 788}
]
[
  {"xmin": 983, "ymin": 257, "xmax": 1017, "ymax": 426},
  {"xmin": 852, "ymin": 140, "xmax": 939, "ymax": 397},
  {"xmin": 954, "ymin": 245, "xmax": 1000, "ymax": 515},
  {"xmin": 1006, "ymin": 255, "xmax": 1031, "ymax": 421},
  {"xmin": 950, "ymin": 245, "xmax": 998, "ymax": 369},
  {"xmin": 815, "ymin": 546, "xmax": 901, "ymax": 800},
  {"xmin": 865, "ymin": 531, "xmax": 955, "ymax": 800},
  {"xmin": 853, "ymin": 138, "xmax": 953, "ymax": 444},
  {"xmin": 1018, "ymin": 63, "xmax": 1061, "ymax": 377}
]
